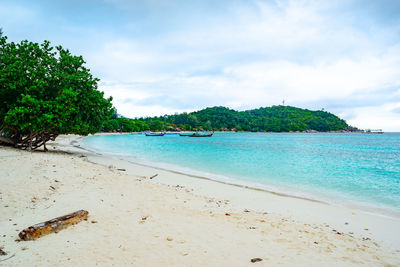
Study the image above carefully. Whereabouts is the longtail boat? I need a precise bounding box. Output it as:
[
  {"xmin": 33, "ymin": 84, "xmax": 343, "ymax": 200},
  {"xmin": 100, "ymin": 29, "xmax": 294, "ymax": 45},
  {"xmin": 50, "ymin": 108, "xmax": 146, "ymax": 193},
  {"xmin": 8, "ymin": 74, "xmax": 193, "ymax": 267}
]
[
  {"xmin": 145, "ymin": 132, "xmax": 165, "ymax": 136},
  {"xmin": 187, "ymin": 132, "xmax": 213, "ymax": 137}
]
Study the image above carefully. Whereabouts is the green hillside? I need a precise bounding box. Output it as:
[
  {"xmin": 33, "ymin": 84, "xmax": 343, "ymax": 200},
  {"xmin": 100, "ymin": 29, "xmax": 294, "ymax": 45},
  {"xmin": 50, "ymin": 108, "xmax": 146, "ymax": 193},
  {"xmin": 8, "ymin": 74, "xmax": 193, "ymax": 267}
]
[{"xmin": 103, "ymin": 106, "xmax": 353, "ymax": 132}]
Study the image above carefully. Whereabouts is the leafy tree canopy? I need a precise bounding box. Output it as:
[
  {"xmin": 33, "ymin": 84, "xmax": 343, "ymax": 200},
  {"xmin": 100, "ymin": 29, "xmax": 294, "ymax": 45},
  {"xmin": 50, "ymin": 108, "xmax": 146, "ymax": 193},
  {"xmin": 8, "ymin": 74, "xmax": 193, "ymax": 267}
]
[
  {"xmin": 103, "ymin": 106, "xmax": 353, "ymax": 133},
  {"xmin": 129, "ymin": 105, "xmax": 352, "ymax": 132},
  {"xmin": 0, "ymin": 35, "xmax": 113, "ymax": 150}
]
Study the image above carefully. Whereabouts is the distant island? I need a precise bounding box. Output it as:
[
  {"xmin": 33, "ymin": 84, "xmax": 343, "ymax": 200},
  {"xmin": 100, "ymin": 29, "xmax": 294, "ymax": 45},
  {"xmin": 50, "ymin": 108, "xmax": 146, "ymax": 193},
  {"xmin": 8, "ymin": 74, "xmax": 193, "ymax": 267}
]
[{"xmin": 102, "ymin": 105, "xmax": 359, "ymax": 133}]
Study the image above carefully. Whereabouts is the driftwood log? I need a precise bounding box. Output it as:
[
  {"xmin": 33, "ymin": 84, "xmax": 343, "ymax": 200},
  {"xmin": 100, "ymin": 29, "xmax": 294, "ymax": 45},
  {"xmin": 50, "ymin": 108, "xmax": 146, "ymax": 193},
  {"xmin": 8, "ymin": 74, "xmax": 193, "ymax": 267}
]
[{"xmin": 18, "ymin": 210, "xmax": 89, "ymax": 241}]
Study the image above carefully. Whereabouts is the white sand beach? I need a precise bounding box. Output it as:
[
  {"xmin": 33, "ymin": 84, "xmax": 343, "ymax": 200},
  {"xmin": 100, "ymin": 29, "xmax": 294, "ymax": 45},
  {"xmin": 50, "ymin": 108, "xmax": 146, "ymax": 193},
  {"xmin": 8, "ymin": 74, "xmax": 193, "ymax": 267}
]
[{"xmin": 1, "ymin": 134, "xmax": 399, "ymax": 266}]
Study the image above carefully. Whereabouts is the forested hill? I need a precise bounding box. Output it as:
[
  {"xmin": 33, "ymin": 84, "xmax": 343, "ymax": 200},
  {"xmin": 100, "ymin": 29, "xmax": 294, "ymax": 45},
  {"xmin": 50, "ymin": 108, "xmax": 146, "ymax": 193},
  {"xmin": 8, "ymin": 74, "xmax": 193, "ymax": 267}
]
[
  {"xmin": 103, "ymin": 105, "xmax": 353, "ymax": 132},
  {"xmin": 153, "ymin": 106, "xmax": 350, "ymax": 132}
]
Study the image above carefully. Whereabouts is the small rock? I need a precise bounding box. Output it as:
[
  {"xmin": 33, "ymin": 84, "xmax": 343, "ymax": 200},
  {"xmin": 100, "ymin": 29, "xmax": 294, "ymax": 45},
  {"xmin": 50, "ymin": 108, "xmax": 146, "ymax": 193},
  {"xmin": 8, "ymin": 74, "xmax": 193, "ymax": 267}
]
[
  {"xmin": 166, "ymin": 236, "xmax": 173, "ymax": 241},
  {"xmin": 225, "ymin": 213, "xmax": 231, "ymax": 216},
  {"xmin": 244, "ymin": 209, "xmax": 250, "ymax": 212},
  {"xmin": 251, "ymin": 258, "xmax": 262, "ymax": 263},
  {"xmin": 91, "ymin": 220, "xmax": 98, "ymax": 224}
]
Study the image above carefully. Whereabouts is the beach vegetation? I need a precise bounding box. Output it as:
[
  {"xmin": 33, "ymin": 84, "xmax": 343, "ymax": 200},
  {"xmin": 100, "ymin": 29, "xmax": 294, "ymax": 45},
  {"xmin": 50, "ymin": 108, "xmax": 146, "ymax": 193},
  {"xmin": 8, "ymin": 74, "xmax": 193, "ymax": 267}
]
[
  {"xmin": 102, "ymin": 105, "xmax": 352, "ymax": 133},
  {"xmin": 134, "ymin": 105, "xmax": 350, "ymax": 132},
  {"xmin": 102, "ymin": 117, "xmax": 150, "ymax": 132},
  {"xmin": 0, "ymin": 35, "xmax": 113, "ymax": 150}
]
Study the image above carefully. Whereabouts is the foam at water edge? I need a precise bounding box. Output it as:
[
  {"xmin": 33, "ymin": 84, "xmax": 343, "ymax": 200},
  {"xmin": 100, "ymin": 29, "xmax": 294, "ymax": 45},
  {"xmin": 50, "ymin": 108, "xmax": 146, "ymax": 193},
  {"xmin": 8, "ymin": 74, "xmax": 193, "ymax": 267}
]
[{"xmin": 79, "ymin": 136, "xmax": 400, "ymax": 220}]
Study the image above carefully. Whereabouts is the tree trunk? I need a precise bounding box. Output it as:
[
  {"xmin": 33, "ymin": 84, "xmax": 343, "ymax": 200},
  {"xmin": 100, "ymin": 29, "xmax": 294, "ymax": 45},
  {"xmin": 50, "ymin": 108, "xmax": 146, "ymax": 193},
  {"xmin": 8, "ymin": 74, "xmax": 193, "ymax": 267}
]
[
  {"xmin": 27, "ymin": 132, "xmax": 33, "ymax": 151},
  {"xmin": 0, "ymin": 129, "xmax": 58, "ymax": 151},
  {"xmin": 0, "ymin": 136, "xmax": 15, "ymax": 145}
]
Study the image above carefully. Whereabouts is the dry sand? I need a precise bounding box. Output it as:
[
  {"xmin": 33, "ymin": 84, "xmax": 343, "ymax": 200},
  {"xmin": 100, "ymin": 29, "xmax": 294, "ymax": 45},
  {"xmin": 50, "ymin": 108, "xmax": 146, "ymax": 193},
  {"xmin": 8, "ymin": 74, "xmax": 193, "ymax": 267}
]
[{"xmin": 0, "ymin": 134, "xmax": 399, "ymax": 266}]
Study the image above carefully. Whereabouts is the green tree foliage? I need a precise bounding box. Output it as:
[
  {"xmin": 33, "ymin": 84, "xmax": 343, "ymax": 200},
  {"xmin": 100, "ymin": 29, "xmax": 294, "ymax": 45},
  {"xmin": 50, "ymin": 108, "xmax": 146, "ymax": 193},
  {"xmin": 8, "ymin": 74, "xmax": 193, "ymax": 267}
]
[
  {"xmin": 101, "ymin": 109, "xmax": 151, "ymax": 132},
  {"xmin": 134, "ymin": 105, "xmax": 350, "ymax": 132},
  {"xmin": 0, "ymin": 36, "xmax": 113, "ymax": 150},
  {"xmin": 102, "ymin": 117, "xmax": 150, "ymax": 132}
]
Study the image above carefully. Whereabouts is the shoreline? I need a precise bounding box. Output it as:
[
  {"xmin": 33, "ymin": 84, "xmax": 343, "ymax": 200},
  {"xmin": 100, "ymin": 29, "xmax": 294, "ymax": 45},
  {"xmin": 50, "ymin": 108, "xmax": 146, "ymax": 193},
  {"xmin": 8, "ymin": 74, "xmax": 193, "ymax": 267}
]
[
  {"xmin": 81, "ymin": 137, "xmax": 328, "ymax": 203},
  {"xmin": 1, "ymin": 134, "xmax": 399, "ymax": 265},
  {"xmin": 96, "ymin": 130, "xmax": 376, "ymax": 134},
  {"xmin": 82, "ymin": 134, "xmax": 400, "ymax": 221},
  {"xmin": 76, "ymin": 135, "xmax": 400, "ymax": 247}
]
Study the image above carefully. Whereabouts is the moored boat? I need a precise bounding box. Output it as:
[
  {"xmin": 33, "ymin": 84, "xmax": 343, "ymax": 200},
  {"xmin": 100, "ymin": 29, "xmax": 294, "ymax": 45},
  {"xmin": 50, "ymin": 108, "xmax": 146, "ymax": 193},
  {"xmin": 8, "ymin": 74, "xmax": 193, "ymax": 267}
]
[
  {"xmin": 187, "ymin": 132, "xmax": 213, "ymax": 137},
  {"xmin": 145, "ymin": 132, "xmax": 165, "ymax": 136}
]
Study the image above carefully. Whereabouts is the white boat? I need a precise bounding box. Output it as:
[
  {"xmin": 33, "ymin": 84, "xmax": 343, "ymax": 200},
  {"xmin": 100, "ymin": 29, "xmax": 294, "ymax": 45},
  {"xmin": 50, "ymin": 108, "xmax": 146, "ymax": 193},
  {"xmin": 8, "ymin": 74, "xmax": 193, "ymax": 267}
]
[{"xmin": 145, "ymin": 132, "xmax": 165, "ymax": 136}]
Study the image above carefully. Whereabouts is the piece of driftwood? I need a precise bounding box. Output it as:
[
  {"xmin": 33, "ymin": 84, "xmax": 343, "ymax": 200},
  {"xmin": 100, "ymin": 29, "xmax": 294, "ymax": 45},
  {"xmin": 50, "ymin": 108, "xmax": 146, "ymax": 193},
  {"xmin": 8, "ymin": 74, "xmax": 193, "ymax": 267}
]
[
  {"xmin": 18, "ymin": 210, "xmax": 88, "ymax": 241},
  {"xmin": 251, "ymin": 258, "xmax": 263, "ymax": 263}
]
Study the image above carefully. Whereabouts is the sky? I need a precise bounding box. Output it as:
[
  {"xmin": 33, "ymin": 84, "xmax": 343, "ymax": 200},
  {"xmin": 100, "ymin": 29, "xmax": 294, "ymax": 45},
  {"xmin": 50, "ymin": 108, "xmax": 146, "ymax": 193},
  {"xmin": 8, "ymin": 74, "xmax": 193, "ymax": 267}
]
[{"xmin": 1, "ymin": 0, "xmax": 400, "ymax": 131}]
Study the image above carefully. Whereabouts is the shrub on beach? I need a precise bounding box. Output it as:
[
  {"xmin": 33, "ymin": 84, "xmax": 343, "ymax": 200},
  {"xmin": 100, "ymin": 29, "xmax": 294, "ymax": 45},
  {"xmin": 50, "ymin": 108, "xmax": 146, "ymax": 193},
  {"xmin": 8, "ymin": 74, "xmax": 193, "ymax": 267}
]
[{"xmin": 0, "ymin": 35, "xmax": 113, "ymax": 151}]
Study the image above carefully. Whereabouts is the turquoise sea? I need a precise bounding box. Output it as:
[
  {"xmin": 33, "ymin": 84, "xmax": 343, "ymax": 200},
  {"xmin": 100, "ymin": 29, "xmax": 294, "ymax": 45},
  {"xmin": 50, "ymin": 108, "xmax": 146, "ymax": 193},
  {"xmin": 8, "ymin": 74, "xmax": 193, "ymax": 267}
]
[{"xmin": 83, "ymin": 133, "xmax": 400, "ymax": 217}]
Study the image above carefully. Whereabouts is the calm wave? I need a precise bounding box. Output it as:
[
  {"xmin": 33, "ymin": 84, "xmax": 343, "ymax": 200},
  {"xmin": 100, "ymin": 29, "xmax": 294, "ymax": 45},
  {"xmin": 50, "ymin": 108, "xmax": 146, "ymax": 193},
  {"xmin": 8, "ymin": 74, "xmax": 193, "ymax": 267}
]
[{"xmin": 83, "ymin": 132, "xmax": 400, "ymax": 216}]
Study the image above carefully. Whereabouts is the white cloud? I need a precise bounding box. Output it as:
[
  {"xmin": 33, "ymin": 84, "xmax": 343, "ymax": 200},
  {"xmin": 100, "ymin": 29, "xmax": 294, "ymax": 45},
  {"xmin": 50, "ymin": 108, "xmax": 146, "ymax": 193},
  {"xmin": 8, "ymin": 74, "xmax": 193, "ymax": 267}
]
[
  {"xmin": 9, "ymin": 0, "xmax": 396, "ymax": 129},
  {"xmin": 90, "ymin": 33, "xmax": 400, "ymax": 129},
  {"xmin": 347, "ymin": 103, "xmax": 400, "ymax": 132}
]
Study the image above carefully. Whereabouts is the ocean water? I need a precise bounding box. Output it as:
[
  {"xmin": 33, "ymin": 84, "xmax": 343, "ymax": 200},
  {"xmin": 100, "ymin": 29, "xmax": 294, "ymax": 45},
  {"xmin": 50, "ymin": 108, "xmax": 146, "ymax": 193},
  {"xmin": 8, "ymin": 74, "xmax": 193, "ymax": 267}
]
[{"xmin": 82, "ymin": 132, "xmax": 400, "ymax": 217}]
